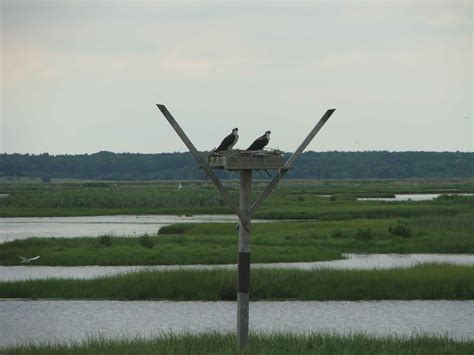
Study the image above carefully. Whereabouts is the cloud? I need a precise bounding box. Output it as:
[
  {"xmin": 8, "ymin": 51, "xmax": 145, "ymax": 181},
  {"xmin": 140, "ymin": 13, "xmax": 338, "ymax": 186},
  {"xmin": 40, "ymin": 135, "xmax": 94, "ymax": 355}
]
[{"xmin": 1, "ymin": 1, "xmax": 472, "ymax": 153}]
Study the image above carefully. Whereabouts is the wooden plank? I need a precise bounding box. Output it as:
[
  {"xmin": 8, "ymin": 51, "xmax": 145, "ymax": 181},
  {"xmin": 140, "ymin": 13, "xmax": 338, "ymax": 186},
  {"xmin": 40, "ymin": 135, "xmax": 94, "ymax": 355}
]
[
  {"xmin": 249, "ymin": 170, "xmax": 284, "ymax": 216},
  {"xmin": 250, "ymin": 109, "xmax": 335, "ymax": 214},
  {"xmin": 208, "ymin": 154, "xmax": 286, "ymax": 170},
  {"xmin": 284, "ymin": 109, "xmax": 335, "ymax": 168},
  {"xmin": 156, "ymin": 104, "xmax": 249, "ymax": 225}
]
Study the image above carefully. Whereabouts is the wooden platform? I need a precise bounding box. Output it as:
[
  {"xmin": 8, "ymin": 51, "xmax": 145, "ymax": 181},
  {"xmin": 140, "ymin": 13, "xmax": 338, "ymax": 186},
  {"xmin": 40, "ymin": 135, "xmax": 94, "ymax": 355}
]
[{"xmin": 208, "ymin": 150, "xmax": 287, "ymax": 171}]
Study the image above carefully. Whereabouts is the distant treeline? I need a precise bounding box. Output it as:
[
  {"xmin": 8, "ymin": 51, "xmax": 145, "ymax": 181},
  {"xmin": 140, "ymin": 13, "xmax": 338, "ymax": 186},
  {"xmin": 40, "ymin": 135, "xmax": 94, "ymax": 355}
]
[{"xmin": 0, "ymin": 151, "xmax": 473, "ymax": 180}]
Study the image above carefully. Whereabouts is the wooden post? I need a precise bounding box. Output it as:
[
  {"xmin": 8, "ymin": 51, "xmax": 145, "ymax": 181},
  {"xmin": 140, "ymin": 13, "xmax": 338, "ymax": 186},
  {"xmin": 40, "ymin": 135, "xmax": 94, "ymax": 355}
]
[
  {"xmin": 237, "ymin": 169, "xmax": 252, "ymax": 349},
  {"xmin": 156, "ymin": 104, "xmax": 335, "ymax": 350}
]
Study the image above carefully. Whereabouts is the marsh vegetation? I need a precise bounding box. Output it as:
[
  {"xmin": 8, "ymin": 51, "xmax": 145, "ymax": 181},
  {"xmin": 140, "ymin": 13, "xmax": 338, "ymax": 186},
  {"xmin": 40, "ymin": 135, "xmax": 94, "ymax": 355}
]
[
  {"xmin": 1, "ymin": 178, "xmax": 473, "ymax": 354},
  {"xmin": 1, "ymin": 213, "xmax": 473, "ymax": 266},
  {"xmin": 2, "ymin": 332, "xmax": 473, "ymax": 355},
  {"xmin": 0, "ymin": 179, "xmax": 473, "ymax": 218},
  {"xmin": 1, "ymin": 264, "xmax": 473, "ymax": 300}
]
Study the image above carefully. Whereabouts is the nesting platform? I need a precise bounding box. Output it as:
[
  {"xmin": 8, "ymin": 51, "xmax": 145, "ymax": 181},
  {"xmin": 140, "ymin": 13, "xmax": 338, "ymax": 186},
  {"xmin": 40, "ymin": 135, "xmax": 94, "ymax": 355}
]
[{"xmin": 208, "ymin": 149, "xmax": 287, "ymax": 171}]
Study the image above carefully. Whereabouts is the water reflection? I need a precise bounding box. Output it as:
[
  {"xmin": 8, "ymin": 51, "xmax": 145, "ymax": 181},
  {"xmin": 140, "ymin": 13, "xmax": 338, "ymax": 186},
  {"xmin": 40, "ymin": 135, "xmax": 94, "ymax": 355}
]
[
  {"xmin": 1, "ymin": 300, "xmax": 472, "ymax": 347},
  {"xmin": 358, "ymin": 193, "xmax": 473, "ymax": 202},
  {"xmin": 0, "ymin": 215, "xmax": 247, "ymax": 243},
  {"xmin": 1, "ymin": 254, "xmax": 473, "ymax": 281}
]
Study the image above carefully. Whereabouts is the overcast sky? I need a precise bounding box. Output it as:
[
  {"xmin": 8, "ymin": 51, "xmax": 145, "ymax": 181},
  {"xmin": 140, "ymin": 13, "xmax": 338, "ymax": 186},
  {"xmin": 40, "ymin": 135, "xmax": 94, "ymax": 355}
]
[{"xmin": 1, "ymin": 0, "xmax": 472, "ymax": 154}]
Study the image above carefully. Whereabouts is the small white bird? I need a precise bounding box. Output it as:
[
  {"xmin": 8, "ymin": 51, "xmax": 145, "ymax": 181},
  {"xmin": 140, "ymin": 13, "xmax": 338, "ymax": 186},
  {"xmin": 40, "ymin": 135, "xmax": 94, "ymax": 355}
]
[
  {"xmin": 19, "ymin": 255, "xmax": 40, "ymax": 263},
  {"xmin": 178, "ymin": 182, "xmax": 183, "ymax": 190}
]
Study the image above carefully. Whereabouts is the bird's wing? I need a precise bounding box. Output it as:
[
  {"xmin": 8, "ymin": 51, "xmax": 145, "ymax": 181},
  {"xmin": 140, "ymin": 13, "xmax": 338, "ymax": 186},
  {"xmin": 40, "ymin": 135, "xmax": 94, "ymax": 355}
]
[
  {"xmin": 247, "ymin": 136, "xmax": 266, "ymax": 150},
  {"xmin": 29, "ymin": 256, "xmax": 40, "ymax": 261},
  {"xmin": 216, "ymin": 133, "xmax": 234, "ymax": 150},
  {"xmin": 18, "ymin": 255, "xmax": 27, "ymax": 261}
]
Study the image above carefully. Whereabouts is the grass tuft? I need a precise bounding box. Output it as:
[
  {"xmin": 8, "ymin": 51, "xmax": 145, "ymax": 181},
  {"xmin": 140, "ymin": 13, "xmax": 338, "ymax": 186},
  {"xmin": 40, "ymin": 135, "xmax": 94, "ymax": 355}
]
[
  {"xmin": 138, "ymin": 233, "xmax": 154, "ymax": 248},
  {"xmin": 97, "ymin": 235, "xmax": 112, "ymax": 247}
]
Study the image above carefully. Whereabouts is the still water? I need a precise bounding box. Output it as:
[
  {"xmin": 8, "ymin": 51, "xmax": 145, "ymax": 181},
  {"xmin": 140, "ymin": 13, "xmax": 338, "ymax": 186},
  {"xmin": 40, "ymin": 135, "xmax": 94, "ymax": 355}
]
[
  {"xmin": 0, "ymin": 300, "xmax": 472, "ymax": 347},
  {"xmin": 1, "ymin": 254, "xmax": 473, "ymax": 281},
  {"xmin": 358, "ymin": 193, "xmax": 473, "ymax": 202},
  {"xmin": 0, "ymin": 215, "xmax": 250, "ymax": 243}
]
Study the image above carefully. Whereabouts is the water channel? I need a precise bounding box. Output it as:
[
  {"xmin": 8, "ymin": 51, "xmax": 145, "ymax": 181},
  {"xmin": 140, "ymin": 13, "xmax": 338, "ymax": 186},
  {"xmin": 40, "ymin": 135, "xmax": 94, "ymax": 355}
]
[
  {"xmin": 0, "ymin": 215, "xmax": 252, "ymax": 243},
  {"xmin": 357, "ymin": 193, "xmax": 473, "ymax": 202},
  {"xmin": 1, "ymin": 253, "xmax": 474, "ymax": 281},
  {"xmin": 1, "ymin": 300, "xmax": 472, "ymax": 347}
]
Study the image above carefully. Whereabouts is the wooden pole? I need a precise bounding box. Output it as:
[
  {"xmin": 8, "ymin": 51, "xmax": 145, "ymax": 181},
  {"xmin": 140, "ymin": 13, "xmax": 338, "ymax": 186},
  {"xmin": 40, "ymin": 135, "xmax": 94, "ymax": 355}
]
[{"xmin": 237, "ymin": 169, "xmax": 252, "ymax": 349}]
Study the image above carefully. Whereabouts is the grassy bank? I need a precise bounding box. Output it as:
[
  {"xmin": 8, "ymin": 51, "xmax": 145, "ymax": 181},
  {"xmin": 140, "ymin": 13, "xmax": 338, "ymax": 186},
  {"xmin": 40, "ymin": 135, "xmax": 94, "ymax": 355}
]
[
  {"xmin": 2, "ymin": 213, "xmax": 473, "ymax": 266},
  {"xmin": 1, "ymin": 264, "xmax": 473, "ymax": 300},
  {"xmin": 2, "ymin": 332, "xmax": 473, "ymax": 355}
]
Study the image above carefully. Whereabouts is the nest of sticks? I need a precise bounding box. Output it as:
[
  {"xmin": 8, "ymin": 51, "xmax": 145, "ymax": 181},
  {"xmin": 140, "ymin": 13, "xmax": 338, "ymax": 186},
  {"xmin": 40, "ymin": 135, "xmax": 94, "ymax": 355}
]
[{"xmin": 209, "ymin": 148, "xmax": 283, "ymax": 158}]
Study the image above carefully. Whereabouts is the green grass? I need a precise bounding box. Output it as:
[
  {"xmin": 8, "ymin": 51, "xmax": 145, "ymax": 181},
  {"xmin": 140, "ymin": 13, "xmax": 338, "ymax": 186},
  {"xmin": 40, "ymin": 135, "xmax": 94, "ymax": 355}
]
[
  {"xmin": 2, "ymin": 332, "xmax": 473, "ymax": 355},
  {"xmin": 1, "ymin": 264, "xmax": 473, "ymax": 300},
  {"xmin": 1, "ymin": 179, "xmax": 473, "ymax": 219},
  {"xmin": 2, "ymin": 213, "xmax": 473, "ymax": 266}
]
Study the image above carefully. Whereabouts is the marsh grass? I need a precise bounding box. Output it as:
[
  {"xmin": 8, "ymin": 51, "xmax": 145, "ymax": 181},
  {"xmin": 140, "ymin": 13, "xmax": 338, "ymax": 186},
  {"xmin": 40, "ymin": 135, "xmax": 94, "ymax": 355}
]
[
  {"xmin": 1, "ymin": 179, "xmax": 473, "ymax": 219},
  {"xmin": 1, "ymin": 264, "xmax": 473, "ymax": 301},
  {"xmin": 2, "ymin": 211, "xmax": 473, "ymax": 266},
  {"xmin": 139, "ymin": 233, "xmax": 154, "ymax": 248},
  {"xmin": 388, "ymin": 220, "xmax": 411, "ymax": 237},
  {"xmin": 2, "ymin": 332, "xmax": 474, "ymax": 355},
  {"xmin": 97, "ymin": 235, "xmax": 112, "ymax": 247}
]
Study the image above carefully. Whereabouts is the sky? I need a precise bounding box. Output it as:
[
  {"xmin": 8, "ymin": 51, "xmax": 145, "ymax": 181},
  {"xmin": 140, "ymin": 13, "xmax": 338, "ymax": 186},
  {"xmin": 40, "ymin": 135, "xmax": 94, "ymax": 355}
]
[{"xmin": 0, "ymin": 0, "xmax": 472, "ymax": 154}]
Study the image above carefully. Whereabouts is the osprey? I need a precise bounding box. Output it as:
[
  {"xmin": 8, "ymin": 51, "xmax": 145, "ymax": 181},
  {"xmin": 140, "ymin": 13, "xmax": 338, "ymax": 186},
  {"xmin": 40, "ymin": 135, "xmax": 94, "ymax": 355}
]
[
  {"xmin": 247, "ymin": 131, "xmax": 271, "ymax": 151},
  {"xmin": 213, "ymin": 128, "xmax": 239, "ymax": 152}
]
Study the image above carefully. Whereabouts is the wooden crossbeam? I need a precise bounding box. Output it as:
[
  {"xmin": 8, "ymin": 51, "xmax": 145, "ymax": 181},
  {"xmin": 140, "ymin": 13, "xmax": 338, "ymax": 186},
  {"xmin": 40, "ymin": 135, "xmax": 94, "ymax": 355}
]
[
  {"xmin": 250, "ymin": 109, "xmax": 335, "ymax": 215},
  {"xmin": 157, "ymin": 103, "xmax": 334, "ymax": 351},
  {"xmin": 156, "ymin": 104, "xmax": 249, "ymax": 226}
]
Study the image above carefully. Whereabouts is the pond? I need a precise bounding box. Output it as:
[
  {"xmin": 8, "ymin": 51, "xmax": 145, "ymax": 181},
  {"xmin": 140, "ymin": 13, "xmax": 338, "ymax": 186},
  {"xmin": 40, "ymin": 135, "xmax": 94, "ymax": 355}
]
[
  {"xmin": 1, "ymin": 253, "xmax": 473, "ymax": 281},
  {"xmin": 1, "ymin": 300, "xmax": 472, "ymax": 347},
  {"xmin": 0, "ymin": 215, "xmax": 261, "ymax": 243}
]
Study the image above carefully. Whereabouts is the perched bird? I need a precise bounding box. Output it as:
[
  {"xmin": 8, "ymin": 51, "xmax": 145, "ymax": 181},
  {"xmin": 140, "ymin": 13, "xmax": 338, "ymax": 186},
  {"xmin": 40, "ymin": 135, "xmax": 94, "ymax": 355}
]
[
  {"xmin": 18, "ymin": 255, "xmax": 40, "ymax": 263},
  {"xmin": 247, "ymin": 131, "xmax": 271, "ymax": 151},
  {"xmin": 213, "ymin": 128, "xmax": 239, "ymax": 152}
]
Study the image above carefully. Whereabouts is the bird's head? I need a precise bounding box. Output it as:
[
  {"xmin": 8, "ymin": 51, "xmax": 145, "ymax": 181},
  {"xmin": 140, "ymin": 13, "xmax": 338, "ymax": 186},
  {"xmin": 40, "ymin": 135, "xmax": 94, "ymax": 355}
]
[
  {"xmin": 232, "ymin": 128, "xmax": 239, "ymax": 133},
  {"xmin": 265, "ymin": 130, "xmax": 271, "ymax": 135}
]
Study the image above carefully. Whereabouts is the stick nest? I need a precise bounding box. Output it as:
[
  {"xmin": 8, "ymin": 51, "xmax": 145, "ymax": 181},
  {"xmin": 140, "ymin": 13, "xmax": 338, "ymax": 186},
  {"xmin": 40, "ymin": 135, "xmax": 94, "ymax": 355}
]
[{"xmin": 209, "ymin": 148, "xmax": 283, "ymax": 158}]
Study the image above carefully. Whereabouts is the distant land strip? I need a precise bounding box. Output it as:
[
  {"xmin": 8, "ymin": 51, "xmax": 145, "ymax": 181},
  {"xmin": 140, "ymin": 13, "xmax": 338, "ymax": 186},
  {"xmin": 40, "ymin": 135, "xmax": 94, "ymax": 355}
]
[{"xmin": 1, "ymin": 151, "xmax": 473, "ymax": 180}]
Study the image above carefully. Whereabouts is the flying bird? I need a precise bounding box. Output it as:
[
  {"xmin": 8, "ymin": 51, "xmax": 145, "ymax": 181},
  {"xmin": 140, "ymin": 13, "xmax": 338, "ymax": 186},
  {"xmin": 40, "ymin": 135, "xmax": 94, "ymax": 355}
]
[
  {"xmin": 18, "ymin": 255, "xmax": 40, "ymax": 263},
  {"xmin": 247, "ymin": 131, "xmax": 271, "ymax": 151},
  {"xmin": 213, "ymin": 128, "xmax": 239, "ymax": 152}
]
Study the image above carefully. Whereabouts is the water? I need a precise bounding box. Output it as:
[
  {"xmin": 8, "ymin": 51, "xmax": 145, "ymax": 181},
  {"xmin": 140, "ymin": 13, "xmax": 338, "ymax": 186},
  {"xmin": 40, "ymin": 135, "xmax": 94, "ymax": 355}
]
[
  {"xmin": 1, "ymin": 253, "xmax": 473, "ymax": 281},
  {"xmin": 0, "ymin": 300, "xmax": 472, "ymax": 347},
  {"xmin": 358, "ymin": 193, "xmax": 473, "ymax": 202},
  {"xmin": 0, "ymin": 215, "xmax": 254, "ymax": 243}
]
